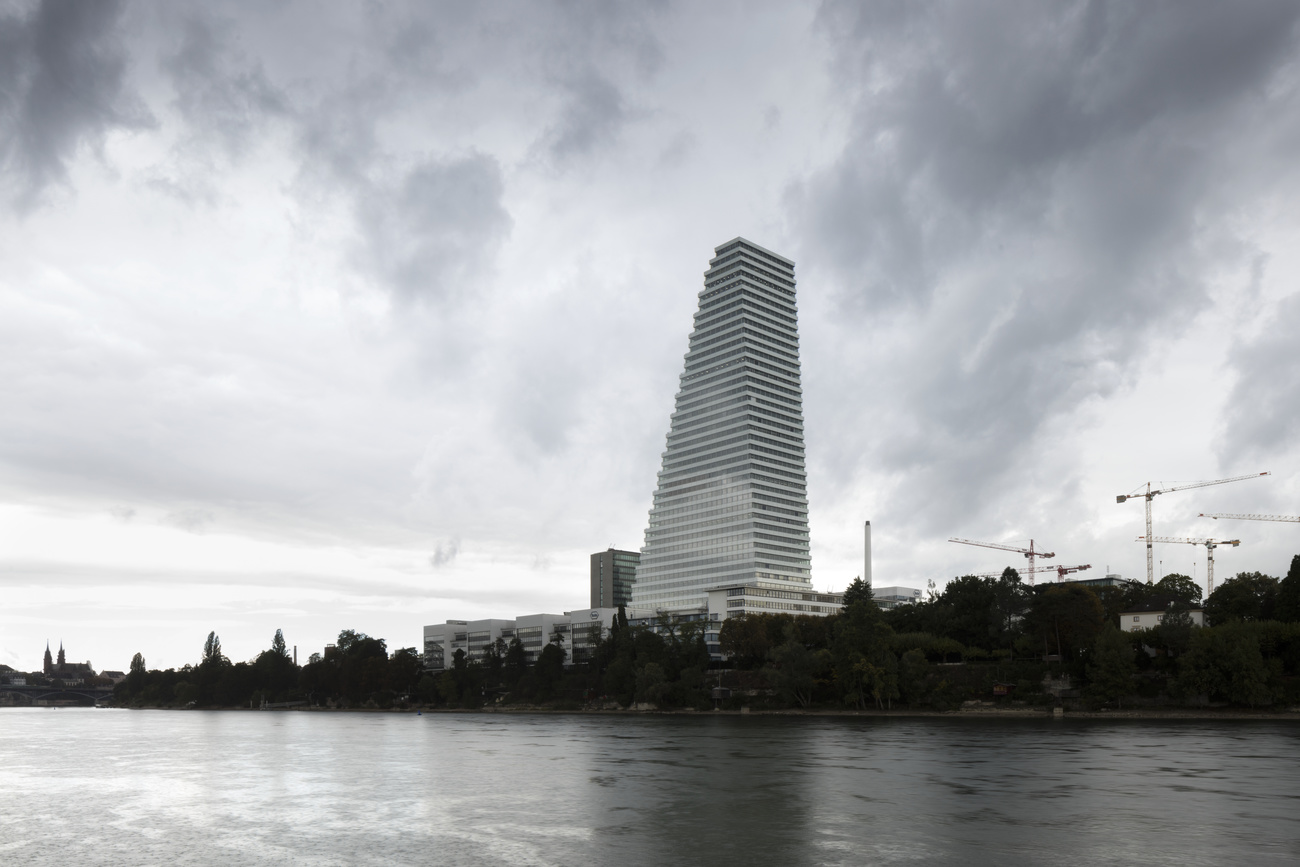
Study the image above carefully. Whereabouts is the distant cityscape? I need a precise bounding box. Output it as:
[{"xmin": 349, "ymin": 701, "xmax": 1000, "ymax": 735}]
[{"xmin": 5, "ymin": 237, "xmax": 1295, "ymax": 713}]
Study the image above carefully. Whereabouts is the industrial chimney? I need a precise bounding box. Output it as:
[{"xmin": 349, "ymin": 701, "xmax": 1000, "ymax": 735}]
[{"xmin": 864, "ymin": 520, "xmax": 873, "ymax": 588}]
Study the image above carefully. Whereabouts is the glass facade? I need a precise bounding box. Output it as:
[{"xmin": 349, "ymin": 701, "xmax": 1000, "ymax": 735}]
[
  {"xmin": 590, "ymin": 548, "xmax": 641, "ymax": 609},
  {"xmin": 631, "ymin": 238, "xmax": 812, "ymax": 613}
]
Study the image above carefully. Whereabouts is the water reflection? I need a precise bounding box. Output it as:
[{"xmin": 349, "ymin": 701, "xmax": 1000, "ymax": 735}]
[{"xmin": 0, "ymin": 710, "xmax": 1296, "ymax": 866}]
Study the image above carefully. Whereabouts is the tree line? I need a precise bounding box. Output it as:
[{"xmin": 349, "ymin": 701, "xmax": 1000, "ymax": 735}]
[
  {"xmin": 720, "ymin": 554, "xmax": 1300, "ymax": 710},
  {"xmin": 114, "ymin": 554, "xmax": 1300, "ymax": 711},
  {"xmin": 114, "ymin": 628, "xmax": 424, "ymax": 709}
]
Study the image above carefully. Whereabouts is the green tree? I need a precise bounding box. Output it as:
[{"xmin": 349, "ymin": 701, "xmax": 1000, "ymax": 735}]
[
  {"xmin": 533, "ymin": 642, "xmax": 566, "ymax": 701},
  {"xmin": 930, "ymin": 575, "xmax": 1000, "ymax": 651},
  {"xmin": 1154, "ymin": 573, "xmax": 1202, "ymax": 605},
  {"xmin": 719, "ymin": 613, "xmax": 782, "ymax": 669},
  {"xmin": 255, "ymin": 628, "xmax": 299, "ymax": 697},
  {"xmin": 1097, "ymin": 579, "xmax": 1157, "ymax": 627},
  {"xmin": 201, "ymin": 631, "xmax": 227, "ymax": 667},
  {"xmin": 1086, "ymin": 624, "xmax": 1136, "ymax": 708},
  {"xmin": 1155, "ymin": 603, "xmax": 1195, "ymax": 657},
  {"xmin": 989, "ymin": 568, "xmax": 1029, "ymax": 651},
  {"xmin": 765, "ymin": 624, "xmax": 825, "ymax": 708},
  {"xmin": 1206, "ymin": 572, "xmax": 1279, "ymax": 625},
  {"xmin": 387, "ymin": 647, "xmax": 423, "ymax": 697},
  {"xmin": 842, "ymin": 577, "xmax": 873, "ymax": 609},
  {"xmin": 336, "ymin": 629, "xmax": 369, "ymax": 654},
  {"xmin": 832, "ymin": 602, "xmax": 898, "ymax": 709},
  {"xmin": 1275, "ymin": 555, "xmax": 1300, "ymax": 623},
  {"xmin": 1176, "ymin": 625, "xmax": 1271, "ymax": 707},
  {"xmin": 505, "ymin": 637, "xmax": 528, "ymax": 687},
  {"xmin": 634, "ymin": 662, "xmax": 667, "ymax": 704},
  {"xmin": 130, "ymin": 652, "xmax": 146, "ymax": 675},
  {"xmin": 1025, "ymin": 585, "xmax": 1104, "ymax": 664},
  {"xmin": 897, "ymin": 648, "xmax": 931, "ymax": 706}
]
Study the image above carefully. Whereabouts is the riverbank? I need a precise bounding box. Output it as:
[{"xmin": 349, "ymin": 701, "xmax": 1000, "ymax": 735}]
[{"xmin": 100, "ymin": 703, "xmax": 1300, "ymax": 720}]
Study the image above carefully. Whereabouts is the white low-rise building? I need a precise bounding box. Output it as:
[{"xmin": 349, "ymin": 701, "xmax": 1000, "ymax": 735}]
[
  {"xmin": 424, "ymin": 618, "xmax": 516, "ymax": 672},
  {"xmin": 1119, "ymin": 599, "xmax": 1205, "ymax": 632},
  {"xmin": 423, "ymin": 584, "xmax": 846, "ymax": 670},
  {"xmin": 424, "ymin": 608, "xmax": 658, "ymax": 671},
  {"xmin": 703, "ymin": 582, "xmax": 843, "ymax": 657},
  {"xmin": 872, "ymin": 585, "xmax": 923, "ymax": 610}
]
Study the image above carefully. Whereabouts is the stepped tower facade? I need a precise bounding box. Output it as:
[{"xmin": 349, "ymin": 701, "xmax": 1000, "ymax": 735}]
[{"xmin": 631, "ymin": 238, "xmax": 812, "ymax": 613}]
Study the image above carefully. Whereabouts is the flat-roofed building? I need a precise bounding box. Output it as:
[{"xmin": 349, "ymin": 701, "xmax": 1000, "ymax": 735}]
[
  {"xmin": 423, "ymin": 619, "xmax": 516, "ymax": 671},
  {"xmin": 702, "ymin": 582, "xmax": 843, "ymax": 658},
  {"xmin": 514, "ymin": 613, "xmax": 570, "ymax": 665},
  {"xmin": 424, "ymin": 608, "xmax": 657, "ymax": 669},
  {"xmin": 873, "ymin": 585, "xmax": 923, "ymax": 610},
  {"xmin": 1119, "ymin": 598, "xmax": 1205, "ymax": 632},
  {"xmin": 591, "ymin": 548, "xmax": 640, "ymax": 609},
  {"xmin": 565, "ymin": 606, "xmax": 658, "ymax": 662}
]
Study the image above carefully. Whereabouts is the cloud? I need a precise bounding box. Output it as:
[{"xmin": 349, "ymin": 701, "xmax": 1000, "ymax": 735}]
[
  {"xmin": 791, "ymin": 0, "xmax": 1300, "ymax": 529},
  {"xmin": 162, "ymin": 509, "xmax": 215, "ymax": 533},
  {"xmin": 355, "ymin": 153, "xmax": 512, "ymax": 306},
  {"xmin": 541, "ymin": 68, "xmax": 628, "ymax": 163},
  {"xmin": 0, "ymin": 0, "xmax": 154, "ymax": 211},
  {"xmin": 1220, "ymin": 293, "xmax": 1300, "ymax": 459},
  {"xmin": 430, "ymin": 538, "xmax": 460, "ymax": 569},
  {"xmin": 161, "ymin": 13, "xmax": 288, "ymax": 160}
]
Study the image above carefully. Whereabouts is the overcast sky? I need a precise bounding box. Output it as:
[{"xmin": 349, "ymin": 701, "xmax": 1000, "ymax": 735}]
[{"xmin": 3, "ymin": 0, "xmax": 1300, "ymax": 673}]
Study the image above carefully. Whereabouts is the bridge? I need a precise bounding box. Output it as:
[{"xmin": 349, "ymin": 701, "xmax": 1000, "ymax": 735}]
[{"xmin": 0, "ymin": 683, "xmax": 117, "ymax": 706}]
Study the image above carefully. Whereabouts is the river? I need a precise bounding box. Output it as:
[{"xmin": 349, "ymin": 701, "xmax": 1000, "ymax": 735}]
[{"xmin": 1, "ymin": 709, "xmax": 1297, "ymax": 865}]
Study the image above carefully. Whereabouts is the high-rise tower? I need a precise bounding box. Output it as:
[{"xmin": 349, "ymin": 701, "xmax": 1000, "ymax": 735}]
[{"xmin": 631, "ymin": 238, "xmax": 812, "ymax": 613}]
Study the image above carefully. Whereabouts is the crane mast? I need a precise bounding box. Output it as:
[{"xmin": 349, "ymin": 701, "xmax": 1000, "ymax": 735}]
[
  {"xmin": 949, "ymin": 538, "xmax": 1056, "ymax": 586},
  {"xmin": 1117, "ymin": 472, "xmax": 1268, "ymax": 584},
  {"xmin": 1139, "ymin": 536, "xmax": 1240, "ymax": 595}
]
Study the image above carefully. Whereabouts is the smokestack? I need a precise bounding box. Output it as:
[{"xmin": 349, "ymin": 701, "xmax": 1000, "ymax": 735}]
[
  {"xmin": 293, "ymin": 645, "xmax": 297, "ymax": 666},
  {"xmin": 864, "ymin": 520, "xmax": 873, "ymax": 588}
]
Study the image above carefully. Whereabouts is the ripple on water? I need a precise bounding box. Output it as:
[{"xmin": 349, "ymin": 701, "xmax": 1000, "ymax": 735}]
[{"xmin": 1, "ymin": 710, "xmax": 1298, "ymax": 866}]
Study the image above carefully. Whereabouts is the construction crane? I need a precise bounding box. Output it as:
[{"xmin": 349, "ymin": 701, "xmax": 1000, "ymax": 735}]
[
  {"xmin": 1138, "ymin": 536, "xmax": 1240, "ymax": 596},
  {"xmin": 969, "ymin": 564, "xmax": 1092, "ymax": 582},
  {"xmin": 1117, "ymin": 472, "xmax": 1269, "ymax": 584},
  {"xmin": 949, "ymin": 538, "xmax": 1055, "ymax": 586},
  {"xmin": 1200, "ymin": 512, "xmax": 1300, "ymax": 523}
]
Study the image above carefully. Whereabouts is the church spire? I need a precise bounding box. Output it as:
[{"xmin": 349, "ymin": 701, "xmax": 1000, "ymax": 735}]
[{"xmin": 44, "ymin": 641, "xmax": 53, "ymax": 675}]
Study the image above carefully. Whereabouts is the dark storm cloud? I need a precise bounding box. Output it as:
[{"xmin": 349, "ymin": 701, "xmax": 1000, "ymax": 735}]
[
  {"xmin": 0, "ymin": 0, "xmax": 153, "ymax": 211},
  {"xmin": 541, "ymin": 68, "xmax": 628, "ymax": 162},
  {"xmin": 794, "ymin": 0, "xmax": 1300, "ymax": 528},
  {"xmin": 1220, "ymin": 293, "xmax": 1300, "ymax": 459},
  {"xmin": 161, "ymin": 13, "xmax": 288, "ymax": 159}
]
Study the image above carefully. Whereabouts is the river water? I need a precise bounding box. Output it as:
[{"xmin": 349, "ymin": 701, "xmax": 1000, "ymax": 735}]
[{"xmin": 1, "ymin": 709, "xmax": 1297, "ymax": 866}]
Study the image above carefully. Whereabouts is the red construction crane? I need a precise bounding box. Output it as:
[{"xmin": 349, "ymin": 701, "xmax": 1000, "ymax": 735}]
[
  {"xmin": 1200, "ymin": 512, "xmax": 1299, "ymax": 523},
  {"xmin": 949, "ymin": 538, "xmax": 1055, "ymax": 586},
  {"xmin": 1117, "ymin": 472, "xmax": 1268, "ymax": 584},
  {"xmin": 1138, "ymin": 536, "xmax": 1240, "ymax": 596},
  {"xmin": 969, "ymin": 564, "xmax": 1092, "ymax": 582}
]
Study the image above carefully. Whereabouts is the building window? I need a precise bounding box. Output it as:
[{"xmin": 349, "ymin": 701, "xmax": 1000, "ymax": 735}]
[{"xmin": 1133, "ymin": 616, "xmax": 1139, "ymax": 622}]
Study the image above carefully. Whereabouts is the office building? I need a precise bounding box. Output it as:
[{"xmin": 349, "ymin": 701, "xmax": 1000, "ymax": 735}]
[
  {"xmin": 872, "ymin": 586, "xmax": 923, "ymax": 610},
  {"xmin": 631, "ymin": 238, "xmax": 813, "ymax": 614},
  {"xmin": 590, "ymin": 548, "xmax": 640, "ymax": 609},
  {"xmin": 423, "ymin": 607, "xmax": 657, "ymax": 671}
]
